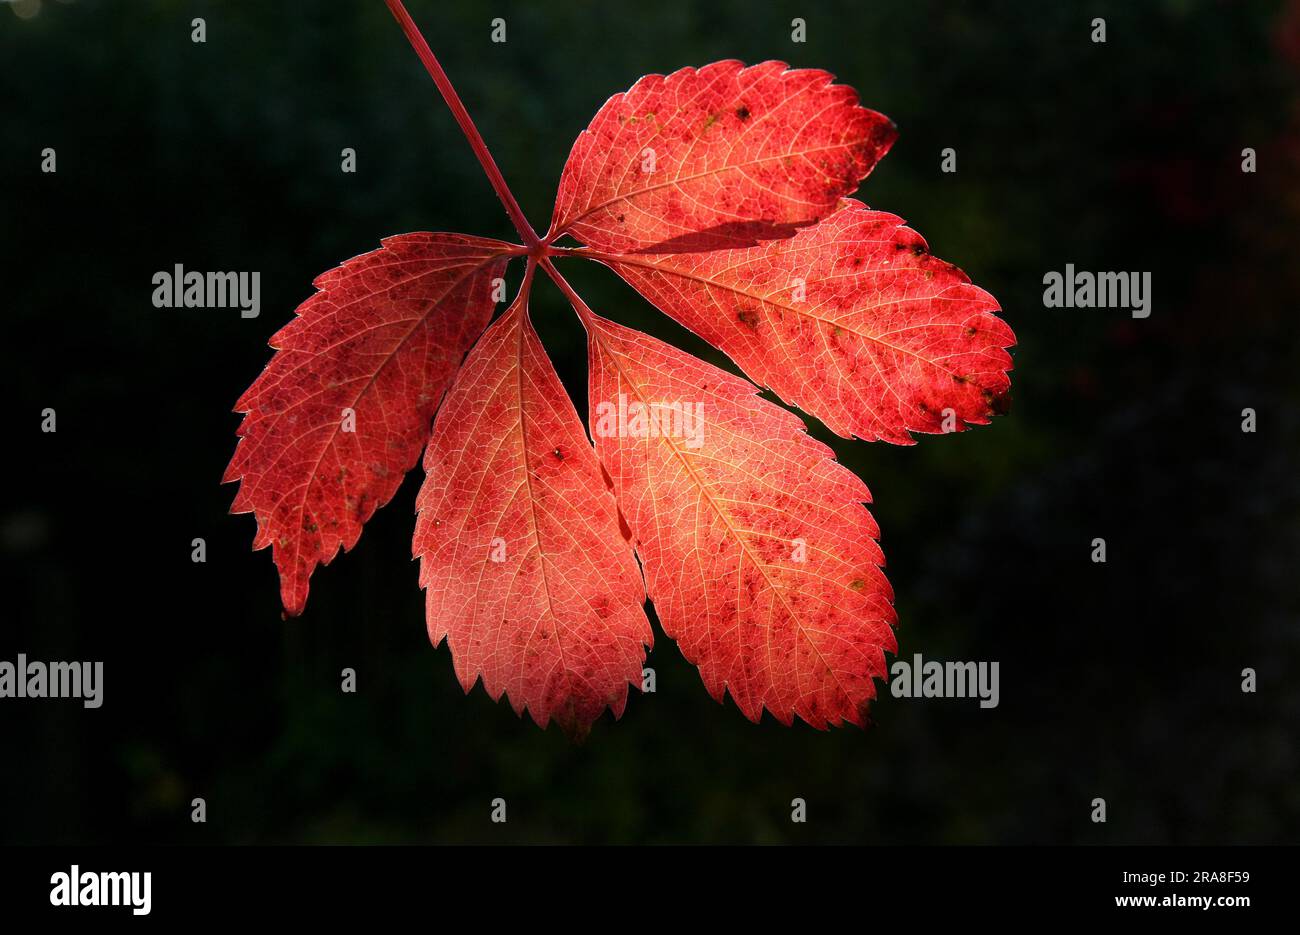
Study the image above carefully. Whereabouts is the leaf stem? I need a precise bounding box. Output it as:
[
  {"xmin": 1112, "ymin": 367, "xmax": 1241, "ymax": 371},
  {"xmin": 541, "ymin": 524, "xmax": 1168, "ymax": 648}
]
[
  {"xmin": 539, "ymin": 257, "xmax": 597, "ymax": 330},
  {"xmin": 383, "ymin": 0, "xmax": 541, "ymax": 250}
]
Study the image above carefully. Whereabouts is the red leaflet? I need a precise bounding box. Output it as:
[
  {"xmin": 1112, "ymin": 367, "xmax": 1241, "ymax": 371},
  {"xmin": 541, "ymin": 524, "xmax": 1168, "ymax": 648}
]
[
  {"xmin": 581, "ymin": 307, "xmax": 896, "ymax": 727},
  {"xmin": 412, "ymin": 273, "xmax": 651, "ymax": 738},
  {"xmin": 583, "ymin": 200, "xmax": 1014, "ymax": 443},
  {"xmin": 225, "ymin": 233, "xmax": 510, "ymax": 616},
  {"xmin": 226, "ymin": 1, "xmax": 1016, "ymax": 734},
  {"xmin": 550, "ymin": 60, "xmax": 896, "ymax": 253}
]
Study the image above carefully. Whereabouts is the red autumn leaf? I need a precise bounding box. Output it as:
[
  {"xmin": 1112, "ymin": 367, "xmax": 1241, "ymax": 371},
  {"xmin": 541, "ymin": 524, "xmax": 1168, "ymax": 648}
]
[
  {"xmin": 549, "ymin": 60, "xmax": 897, "ymax": 253},
  {"xmin": 582, "ymin": 311, "xmax": 896, "ymax": 727},
  {"xmin": 226, "ymin": 1, "xmax": 1016, "ymax": 734},
  {"xmin": 224, "ymin": 233, "xmax": 511, "ymax": 616},
  {"xmin": 580, "ymin": 199, "xmax": 1014, "ymax": 443},
  {"xmin": 411, "ymin": 274, "xmax": 651, "ymax": 738}
]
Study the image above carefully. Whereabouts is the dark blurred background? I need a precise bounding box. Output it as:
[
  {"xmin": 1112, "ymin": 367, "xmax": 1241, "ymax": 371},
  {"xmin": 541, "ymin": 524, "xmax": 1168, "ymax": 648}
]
[{"xmin": 2, "ymin": 0, "xmax": 1298, "ymax": 844}]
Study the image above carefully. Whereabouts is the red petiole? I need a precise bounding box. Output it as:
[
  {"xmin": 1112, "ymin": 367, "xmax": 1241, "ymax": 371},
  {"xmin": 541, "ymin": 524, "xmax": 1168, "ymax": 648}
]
[{"xmin": 383, "ymin": 0, "xmax": 544, "ymax": 253}]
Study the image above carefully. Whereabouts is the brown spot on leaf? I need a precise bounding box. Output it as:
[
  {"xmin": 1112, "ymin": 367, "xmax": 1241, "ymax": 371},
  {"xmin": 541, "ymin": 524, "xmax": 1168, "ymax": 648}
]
[{"xmin": 984, "ymin": 388, "xmax": 1013, "ymax": 417}]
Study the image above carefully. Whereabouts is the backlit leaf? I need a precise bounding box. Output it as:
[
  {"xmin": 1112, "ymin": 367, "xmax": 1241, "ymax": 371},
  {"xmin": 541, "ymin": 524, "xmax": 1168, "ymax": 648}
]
[
  {"xmin": 413, "ymin": 280, "xmax": 652, "ymax": 737},
  {"xmin": 584, "ymin": 200, "xmax": 1014, "ymax": 443},
  {"xmin": 583, "ymin": 311, "xmax": 896, "ymax": 727},
  {"xmin": 229, "ymin": 28, "xmax": 1015, "ymax": 735},
  {"xmin": 224, "ymin": 233, "xmax": 511, "ymax": 616},
  {"xmin": 551, "ymin": 60, "xmax": 896, "ymax": 253}
]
